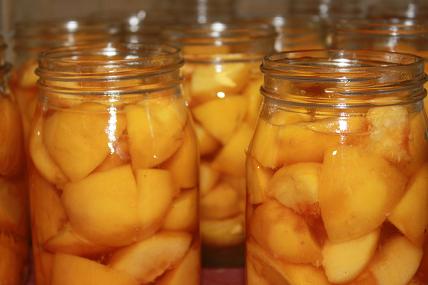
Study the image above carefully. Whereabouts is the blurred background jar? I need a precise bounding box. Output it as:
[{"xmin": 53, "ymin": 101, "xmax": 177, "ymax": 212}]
[
  {"xmin": 0, "ymin": 35, "xmax": 29, "ymax": 285},
  {"xmin": 163, "ymin": 22, "xmax": 275, "ymax": 267},
  {"xmin": 246, "ymin": 50, "xmax": 428, "ymax": 284},
  {"xmin": 9, "ymin": 19, "xmax": 120, "ymax": 142},
  {"xmin": 330, "ymin": 19, "xmax": 428, "ymax": 111},
  {"xmin": 29, "ymin": 43, "xmax": 200, "ymax": 285}
]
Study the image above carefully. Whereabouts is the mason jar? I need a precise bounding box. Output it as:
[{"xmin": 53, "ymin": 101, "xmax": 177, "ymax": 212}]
[
  {"xmin": 0, "ymin": 36, "xmax": 29, "ymax": 285},
  {"xmin": 29, "ymin": 43, "xmax": 200, "ymax": 285},
  {"xmin": 10, "ymin": 19, "xmax": 120, "ymax": 141},
  {"xmin": 246, "ymin": 50, "xmax": 428, "ymax": 285},
  {"xmin": 164, "ymin": 22, "xmax": 275, "ymax": 267},
  {"xmin": 331, "ymin": 19, "xmax": 428, "ymax": 114}
]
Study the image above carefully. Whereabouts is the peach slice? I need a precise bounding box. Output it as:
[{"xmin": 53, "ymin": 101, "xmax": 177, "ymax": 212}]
[
  {"xmin": 200, "ymin": 163, "xmax": 220, "ymax": 197},
  {"xmin": 243, "ymin": 77, "xmax": 263, "ymax": 125},
  {"xmin": 163, "ymin": 123, "xmax": 198, "ymax": 189},
  {"xmin": 192, "ymin": 96, "xmax": 247, "ymax": 144},
  {"xmin": 250, "ymin": 118, "xmax": 338, "ymax": 169},
  {"xmin": 322, "ymin": 229, "xmax": 380, "ymax": 284},
  {"xmin": 0, "ymin": 96, "xmax": 24, "ymax": 177},
  {"xmin": 109, "ymin": 231, "xmax": 192, "ymax": 283},
  {"xmin": 246, "ymin": 256, "xmax": 271, "ymax": 285},
  {"xmin": 157, "ymin": 243, "xmax": 200, "ymax": 285},
  {"xmin": 201, "ymin": 214, "xmax": 244, "ymax": 247},
  {"xmin": 30, "ymin": 116, "xmax": 68, "ymax": 186},
  {"xmin": 247, "ymin": 241, "xmax": 330, "ymax": 285},
  {"xmin": 194, "ymin": 122, "xmax": 221, "ymax": 156},
  {"xmin": 126, "ymin": 98, "xmax": 187, "ymax": 169},
  {"xmin": 45, "ymin": 224, "xmax": 112, "ymax": 257},
  {"xmin": 0, "ymin": 178, "xmax": 28, "ymax": 237},
  {"xmin": 136, "ymin": 169, "xmax": 175, "ymax": 234},
  {"xmin": 200, "ymin": 182, "xmax": 241, "ymax": 220},
  {"xmin": 389, "ymin": 164, "xmax": 428, "ymax": 246},
  {"xmin": 320, "ymin": 146, "xmax": 407, "ymax": 242},
  {"xmin": 95, "ymin": 135, "xmax": 130, "ymax": 172},
  {"xmin": 190, "ymin": 63, "xmax": 251, "ymax": 101},
  {"xmin": 62, "ymin": 165, "xmax": 140, "ymax": 247},
  {"xmin": 212, "ymin": 123, "xmax": 253, "ymax": 177},
  {"xmin": 250, "ymin": 200, "xmax": 322, "ymax": 265},
  {"xmin": 0, "ymin": 234, "xmax": 27, "ymax": 285},
  {"xmin": 246, "ymin": 156, "xmax": 273, "ymax": 205},
  {"xmin": 163, "ymin": 189, "xmax": 198, "ymax": 232},
  {"xmin": 51, "ymin": 253, "xmax": 138, "ymax": 285},
  {"xmin": 370, "ymin": 235, "xmax": 423, "ymax": 285},
  {"xmin": 404, "ymin": 113, "xmax": 428, "ymax": 175},
  {"xmin": 306, "ymin": 115, "xmax": 368, "ymax": 135},
  {"xmin": 43, "ymin": 103, "xmax": 126, "ymax": 181},
  {"xmin": 29, "ymin": 170, "xmax": 67, "ymax": 244},
  {"xmin": 268, "ymin": 162, "xmax": 321, "ymax": 216},
  {"xmin": 366, "ymin": 106, "xmax": 410, "ymax": 164}
]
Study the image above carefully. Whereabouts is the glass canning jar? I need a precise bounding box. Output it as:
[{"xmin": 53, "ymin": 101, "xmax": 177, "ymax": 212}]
[
  {"xmin": 10, "ymin": 19, "xmax": 120, "ymax": 142},
  {"xmin": 29, "ymin": 43, "xmax": 200, "ymax": 285},
  {"xmin": 331, "ymin": 19, "xmax": 428, "ymax": 114},
  {"xmin": 163, "ymin": 22, "xmax": 275, "ymax": 267},
  {"xmin": 246, "ymin": 50, "xmax": 428, "ymax": 285},
  {"xmin": 0, "ymin": 36, "xmax": 29, "ymax": 285}
]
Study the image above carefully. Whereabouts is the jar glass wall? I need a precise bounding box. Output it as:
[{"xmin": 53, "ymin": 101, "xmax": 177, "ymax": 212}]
[
  {"xmin": 164, "ymin": 22, "xmax": 275, "ymax": 267},
  {"xmin": 29, "ymin": 43, "xmax": 200, "ymax": 285},
  {"xmin": 0, "ymin": 36, "xmax": 29, "ymax": 285},
  {"xmin": 246, "ymin": 50, "xmax": 428, "ymax": 285}
]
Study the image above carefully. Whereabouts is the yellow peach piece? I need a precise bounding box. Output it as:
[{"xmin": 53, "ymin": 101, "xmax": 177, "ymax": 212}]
[
  {"xmin": 247, "ymin": 241, "xmax": 330, "ymax": 285},
  {"xmin": 322, "ymin": 229, "xmax": 380, "ymax": 284},
  {"xmin": 163, "ymin": 123, "xmax": 198, "ymax": 189},
  {"xmin": 190, "ymin": 63, "xmax": 251, "ymax": 100},
  {"xmin": 250, "ymin": 118, "xmax": 338, "ymax": 169},
  {"xmin": 212, "ymin": 123, "xmax": 253, "ymax": 177},
  {"xmin": 126, "ymin": 98, "xmax": 187, "ymax": 169},
  {"xmin": 250, "ymin": 200, "xmax": 322, "ymax": 265},
  {"xmin": 243, "ymin": 77, "xmax": 263, "ymax": 125},
  {"xmin": 51, "ymin": 253, "xmax": 139, "ymax": 285},
  {"xmin": 370, "ymin": 235, "xmax": 423, "ymax": 285},
  {"xmin": 0, "ymin": 178, "xmax": 27, "ymax": 237},
  {"xmin": 44, "ymin": 224, "xmax": 112, "ymax": 257},
  {"xmin": 246, "ymin": 156, "xmax": 273, "ymax": 205},
  {"xmin": 30, "ymin": 170, "xmax": 67, "ymax": 244},
  {"xmin": 194, "ymin": 122, "xmax": 221, "ymax": 156},
  {"xmin": 0, "ymin": 96, "xmax": 24, "ymax": 177},
  {"xmin": 30, "ymin": 116, "xmax": 68, "ymax": 186},
  {"xmin": 199, "ymin": 163, "xmax": 220, "ymax": 197},
  {"xmin": 389, "ymin": 164, "xmax": 428, "ymax": 246},
  {"xmin": 109, "ymin": 231, "xmax": 192, "ymax": 283},
  {"xmin": 157, "ymin": 243, "xmax": 200, "ymax": 285},
  {"xmin": 268, "ymin": 162, "xmax": 321, "ymax": 216},
  {"xmin": 62, "ymin": 165, "xmax": 140, "ymax": 247},
  {"xmin": 366, "ymin": 106, "xmax": 410, "ymax": 164},
  {"xmin": 306, "ymin": 115, "xmax": 368, "ymax": 135},
  {"xmin": 136, "ymin": 169, "xmax": 175, "ymax": 234},
  {"xmin": 0, "ymin": 234, "xmax": 27, "ymax": 285},
  {"xmin": 192, "ymin": 96, "xmax": 247, "ymax": 144},
  {"xmin": 43, "ymin": 103, "xmax": 126, "ymax": 181},
  {"xmin": 163, "ymin": 189, "xmax": 198, "ymax": 232},
  {"xmin": 320, "ymin": 146, "xmax": 407, "ymax": 242},
  {"xmin": 246, "ymin": 256, "xmax": 271, "ymax": 285},
  {"xmin": 200, "ymin": 182, "xmax": 241, "ymax": 220},
  {"xmin": 201, "ymin": 214, "xmax": 244, "ymax": 247}
]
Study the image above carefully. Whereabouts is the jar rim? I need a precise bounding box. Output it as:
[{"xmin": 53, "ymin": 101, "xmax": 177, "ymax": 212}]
[
  {"xmin": 261, "ymin": 49, "xmax": 427, "ymax": 107},
  {"xmin": 162, "ymin": 21, "xmax": 277, "ymax": 46},
  {"xmin": 333, "ymin": 19, "xmax": 428, "ymax": 37},
  {"xmin": 14, "ymin": 18, "xmax": 121, "ymax": 52},
  {"xmin": 36, "ymin": 42, "xmax": 183, "ymax": 96}
]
